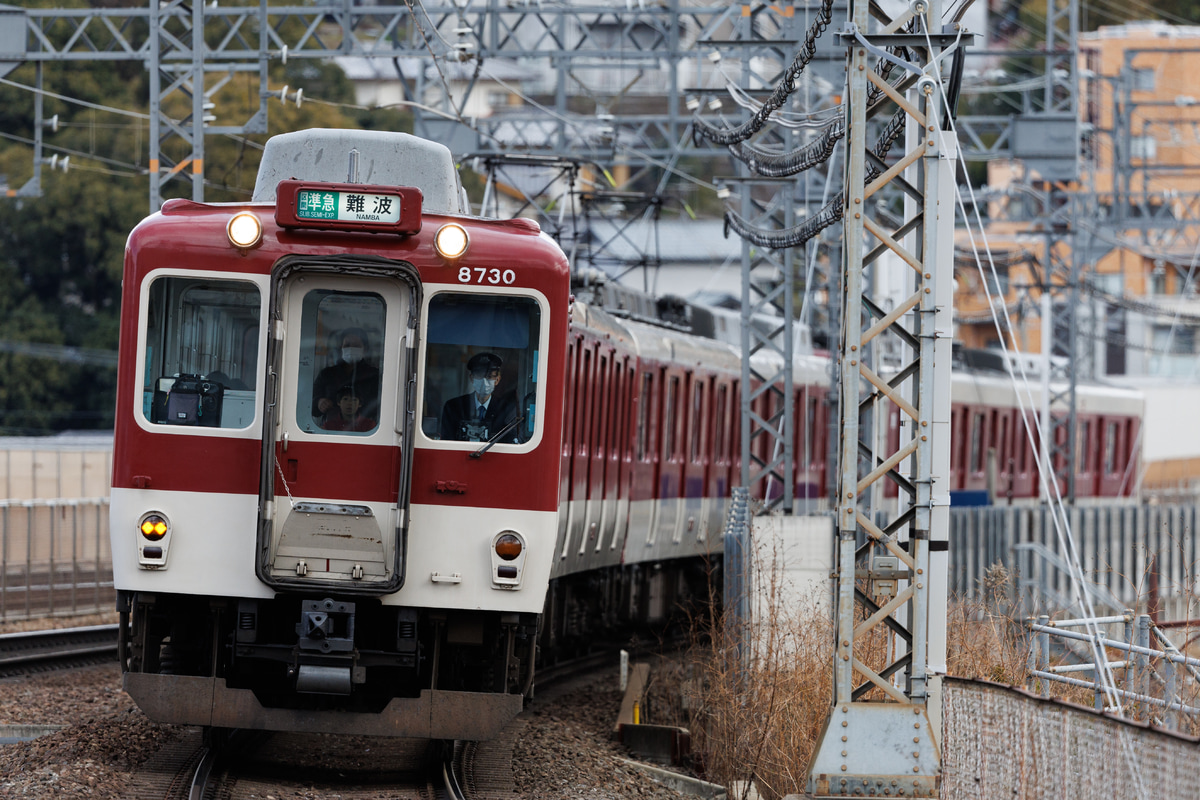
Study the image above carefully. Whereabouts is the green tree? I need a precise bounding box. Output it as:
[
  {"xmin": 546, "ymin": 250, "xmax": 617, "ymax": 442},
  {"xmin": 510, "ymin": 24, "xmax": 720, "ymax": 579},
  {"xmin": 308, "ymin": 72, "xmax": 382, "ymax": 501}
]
[{"xmin": 0, "ymin": 36, "xmax": 400, "ymax": 433}]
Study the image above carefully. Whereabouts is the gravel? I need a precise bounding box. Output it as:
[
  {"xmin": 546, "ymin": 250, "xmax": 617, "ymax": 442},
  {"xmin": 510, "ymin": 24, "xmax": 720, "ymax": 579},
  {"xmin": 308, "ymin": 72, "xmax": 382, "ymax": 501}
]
[
  {"xmin": 513, "ymin": 671, "xmax": 693, "ymax": 799},
  {"xmin": 0, "ymin": 654, "xmax": 697, "ymax": 799}
]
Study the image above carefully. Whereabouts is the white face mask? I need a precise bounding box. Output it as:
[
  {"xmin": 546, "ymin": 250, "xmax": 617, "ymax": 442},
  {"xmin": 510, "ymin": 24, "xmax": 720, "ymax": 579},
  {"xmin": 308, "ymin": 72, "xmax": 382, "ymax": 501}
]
[
  {"xmin": 472, "ymin": 377, "xmax": 496, "ymax": 397},
  {"xmin": 342, "ymin": 346, "xmax": 364, "ymax": 364}
]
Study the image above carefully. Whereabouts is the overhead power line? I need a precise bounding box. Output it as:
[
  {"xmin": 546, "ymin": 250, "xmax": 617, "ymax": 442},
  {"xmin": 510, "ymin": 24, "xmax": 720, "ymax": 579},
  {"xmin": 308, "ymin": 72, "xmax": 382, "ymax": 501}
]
[
  {"xmin": 691, "ymin": 0, "xmax": 837, "ymax": 146},
  {"xmin": 0, "ymin": 340, "xmax": 118, "ymax": 368}
]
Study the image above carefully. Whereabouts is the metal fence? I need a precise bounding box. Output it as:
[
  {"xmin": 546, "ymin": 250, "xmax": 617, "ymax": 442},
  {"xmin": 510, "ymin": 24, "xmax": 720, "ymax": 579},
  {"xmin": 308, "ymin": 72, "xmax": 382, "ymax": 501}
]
[
  {"xmin": 943, "ymin": 676, "xmax": 1200, "ymax": 799},
  {"xmin": 1026, "ymin": 612, "xmax": 1200, "ymax": 731},
  {"xmin": 949, "ymin": 504, "xmax": 1200, "ymax": 618},
  {"xmin": 0, "ymin": 498, "xmax": 113, "ymax": 621}
]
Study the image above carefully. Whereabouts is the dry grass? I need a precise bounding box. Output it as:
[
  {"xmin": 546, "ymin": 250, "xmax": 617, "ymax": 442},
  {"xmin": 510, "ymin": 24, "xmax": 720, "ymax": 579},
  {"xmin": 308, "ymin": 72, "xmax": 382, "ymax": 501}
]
[
  {"xmin": 945, "ymin": 564, "xmax": 1030, "ymax": 686},
  {"xmin": 667, "ymin": 558, "xmax": 1200, "ymax": 799},
  {"xmin": 679, "ymin": 590, "xmax": 834, "ymax": 800}
]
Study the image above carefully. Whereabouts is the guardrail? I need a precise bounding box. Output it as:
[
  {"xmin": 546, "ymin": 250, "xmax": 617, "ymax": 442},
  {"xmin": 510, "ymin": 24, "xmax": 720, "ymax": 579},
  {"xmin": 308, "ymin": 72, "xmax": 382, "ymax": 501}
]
[
  {"xmin": 0, "ymin": 498, "xmax": 113, "ymax": 621},
  {"xmin": 1026, "ymin": 611, "xmax": 1200, "ymax": 730}
]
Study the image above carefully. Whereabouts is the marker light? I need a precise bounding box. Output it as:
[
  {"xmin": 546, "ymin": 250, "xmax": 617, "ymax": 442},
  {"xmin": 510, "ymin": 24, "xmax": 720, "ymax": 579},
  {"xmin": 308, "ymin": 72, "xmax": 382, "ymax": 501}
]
[
  {"xmin": 227, "ymin": 211, "xmax": 263, "ymax": 248},
  {"xmin": 434, "ymin": 223, "xmax": 469, "ymax": 259},
  {"xmin": 494, "ymin": 532, "xmax": 523, "ymax": 561},
  {"xmin": 140, "ymin": 513, "xmax": 169, "ymax": 541}
]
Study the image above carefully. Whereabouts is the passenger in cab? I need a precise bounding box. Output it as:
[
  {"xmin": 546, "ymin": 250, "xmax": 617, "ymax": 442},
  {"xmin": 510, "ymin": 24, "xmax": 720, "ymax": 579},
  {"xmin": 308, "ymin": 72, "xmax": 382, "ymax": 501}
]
[
  {"xmin": 313, "ymin": 328, "xmax": 380, "ymax": 423},
  {"xmin": 321, "ymin": 384, "xmax": 377, "ymax": 432},
  {"xmin": 440, "ymin": 352, "xmax": 522, "ymax": 443}
]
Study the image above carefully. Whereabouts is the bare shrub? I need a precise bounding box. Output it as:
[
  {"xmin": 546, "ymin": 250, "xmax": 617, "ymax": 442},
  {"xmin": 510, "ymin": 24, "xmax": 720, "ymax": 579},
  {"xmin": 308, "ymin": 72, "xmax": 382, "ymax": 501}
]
[
  {"xmin": 680, "ymin": 559, "xmax": 1034, "ymax": 799},
  {"xmin": 682, "ymin": 586, "xmax": 833, "ymax": 800},
  {"xmin": 675, "ymin": 553, "xmax": 1200, "ymax": 797}
]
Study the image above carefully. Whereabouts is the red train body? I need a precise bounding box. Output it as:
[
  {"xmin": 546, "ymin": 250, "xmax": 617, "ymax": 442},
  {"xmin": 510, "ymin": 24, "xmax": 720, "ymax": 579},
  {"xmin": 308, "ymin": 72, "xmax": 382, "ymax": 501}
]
[{"xmin": 110, "ymin": 129, "xmax": 1142, "ymax": 741}]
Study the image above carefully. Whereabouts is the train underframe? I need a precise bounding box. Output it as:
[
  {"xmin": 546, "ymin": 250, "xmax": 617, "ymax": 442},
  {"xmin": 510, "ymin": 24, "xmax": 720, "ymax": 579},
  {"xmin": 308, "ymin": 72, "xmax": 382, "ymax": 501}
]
[{"xmin": 116, "ymin": 556, "xmax": 718, "ymax": 738}]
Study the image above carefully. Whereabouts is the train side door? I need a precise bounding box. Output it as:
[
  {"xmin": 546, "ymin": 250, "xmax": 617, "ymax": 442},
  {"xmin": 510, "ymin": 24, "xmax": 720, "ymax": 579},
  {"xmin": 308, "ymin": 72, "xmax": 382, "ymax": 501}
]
[{"xmin": 257, "ymin": 258, "xmax": 420, "ymax": 593}]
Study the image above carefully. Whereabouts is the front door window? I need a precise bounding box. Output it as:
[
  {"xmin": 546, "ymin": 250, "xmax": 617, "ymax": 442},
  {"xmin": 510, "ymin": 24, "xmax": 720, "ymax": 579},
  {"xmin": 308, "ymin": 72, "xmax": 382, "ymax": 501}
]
[{"xmin": 294, "ymin": 290, "xmax": 385, "ymax": 436}]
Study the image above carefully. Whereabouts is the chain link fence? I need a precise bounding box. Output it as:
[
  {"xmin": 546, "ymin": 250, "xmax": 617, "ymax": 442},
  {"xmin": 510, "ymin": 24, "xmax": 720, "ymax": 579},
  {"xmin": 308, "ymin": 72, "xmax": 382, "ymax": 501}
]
[{"xmin": 943, "ymin": 677, "xmax": 1200, "ymax": 799}]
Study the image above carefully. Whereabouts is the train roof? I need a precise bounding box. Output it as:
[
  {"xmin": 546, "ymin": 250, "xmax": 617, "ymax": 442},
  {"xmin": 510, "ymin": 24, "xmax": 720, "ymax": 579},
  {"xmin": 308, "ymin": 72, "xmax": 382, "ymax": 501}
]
[
  {"xmin": 951, "ymin": 369, "xmax": 1145, "ymax": 415},
  {"xmin": 252, "ymin": 128, "xmax": 466, "ymax": 215},
  {"xmin": 571, "ymin": 298, "xmax": 744, "ymax": 374}
]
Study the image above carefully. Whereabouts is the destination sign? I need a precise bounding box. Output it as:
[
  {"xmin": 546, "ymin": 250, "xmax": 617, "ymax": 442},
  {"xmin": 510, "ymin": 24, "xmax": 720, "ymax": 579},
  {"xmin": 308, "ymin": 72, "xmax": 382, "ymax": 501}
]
[
  {"xmin": 274, "ymin": 180, "xmax": 423, "ymax": 235},
  {"xmin": 296, "ymin": 189, "xmax": 402, "ymax": 224}
]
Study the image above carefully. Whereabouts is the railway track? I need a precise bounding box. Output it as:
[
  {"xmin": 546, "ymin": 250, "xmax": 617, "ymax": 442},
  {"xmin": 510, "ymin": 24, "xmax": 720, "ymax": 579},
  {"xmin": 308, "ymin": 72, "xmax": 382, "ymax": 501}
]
[
  {"xmin": 121, "ymin": 647, "xmax": 624, "ymax": 799},
  {"xmin": 130, "ymin": 729, "xmax": 482, "ymax": 800},
  {"xmin": 0, "ymin": 623, "xmax": 118, "ymax": 677},
  {"xmin": 139, "ymin": 652, "xmax": 613, "ymax": 800},
  {"xmin": 5, "ymin": 628, "xmax": 644, "ymax": 798}
]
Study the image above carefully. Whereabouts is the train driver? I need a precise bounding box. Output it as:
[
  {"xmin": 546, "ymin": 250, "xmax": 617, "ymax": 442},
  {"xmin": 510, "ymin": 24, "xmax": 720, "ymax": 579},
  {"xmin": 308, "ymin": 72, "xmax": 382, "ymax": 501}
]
[
  {"xmin": 312, "ymin": 328, "xmax": 381, "ymax": 427},
  {"xmin": 440, "ymin": 352, "xmax": 522, "ymax": 443}
]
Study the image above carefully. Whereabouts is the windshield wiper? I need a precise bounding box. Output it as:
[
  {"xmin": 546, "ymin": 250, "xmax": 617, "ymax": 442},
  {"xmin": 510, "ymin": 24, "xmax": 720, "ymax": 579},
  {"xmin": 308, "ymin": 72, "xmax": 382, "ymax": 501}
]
[{"xmin": 470, "ymin": 414, "xmax": 525, "ymax": 459}]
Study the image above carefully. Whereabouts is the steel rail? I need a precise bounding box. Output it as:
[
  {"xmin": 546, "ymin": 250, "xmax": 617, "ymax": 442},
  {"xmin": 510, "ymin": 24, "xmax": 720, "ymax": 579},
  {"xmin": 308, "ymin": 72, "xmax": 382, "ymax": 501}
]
[{"xmin": 0, "ymin": 623, "xmax": 118, "ymax": 677}]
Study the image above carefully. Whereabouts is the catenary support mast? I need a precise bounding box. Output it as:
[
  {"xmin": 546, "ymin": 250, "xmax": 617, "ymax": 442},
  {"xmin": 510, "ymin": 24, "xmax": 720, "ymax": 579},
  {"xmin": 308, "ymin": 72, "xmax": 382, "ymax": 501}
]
[{"xmin": 805, "ymin": 0, "xmax": 959, "ymax": 795}]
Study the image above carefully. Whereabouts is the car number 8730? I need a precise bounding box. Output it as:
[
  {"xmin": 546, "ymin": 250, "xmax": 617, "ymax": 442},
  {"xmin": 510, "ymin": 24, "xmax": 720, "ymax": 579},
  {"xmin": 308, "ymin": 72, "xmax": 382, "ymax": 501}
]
[{"xmin": 458, "ymin": 267, "xmax": 516, "ymax": 285}]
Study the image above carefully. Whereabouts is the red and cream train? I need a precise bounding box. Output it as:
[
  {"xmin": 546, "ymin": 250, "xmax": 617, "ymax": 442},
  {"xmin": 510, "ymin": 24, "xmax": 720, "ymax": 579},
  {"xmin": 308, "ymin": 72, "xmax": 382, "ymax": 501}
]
[{"xmin": 110, "ymin": 128, "xmax": 1142, "ymax": 740}]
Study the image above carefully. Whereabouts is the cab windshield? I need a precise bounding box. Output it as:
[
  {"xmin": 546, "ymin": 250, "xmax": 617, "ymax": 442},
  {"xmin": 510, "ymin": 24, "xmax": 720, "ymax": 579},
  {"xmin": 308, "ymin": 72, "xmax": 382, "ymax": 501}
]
[
  {"xmin": 421, "ymin": 293, "xmax": 541, "ymax": 445},
  {"xmin": 140, "ymin": 276, "xmax": 261, "ymax": 429}
]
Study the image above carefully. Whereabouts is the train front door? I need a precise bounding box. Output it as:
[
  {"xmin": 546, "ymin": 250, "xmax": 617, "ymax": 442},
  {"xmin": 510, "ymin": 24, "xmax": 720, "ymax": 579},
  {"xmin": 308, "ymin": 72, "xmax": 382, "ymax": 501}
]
[{"xmin": 257, "ymin": 258, "xmax": 421, "ymax": 593}]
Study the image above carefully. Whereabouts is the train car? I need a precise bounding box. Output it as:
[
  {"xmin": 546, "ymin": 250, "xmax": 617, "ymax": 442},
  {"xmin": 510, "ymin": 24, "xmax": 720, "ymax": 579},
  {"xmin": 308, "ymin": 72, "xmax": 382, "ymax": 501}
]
[
  {"xmin": 112, "ymin": 129, "xmax": 569, "ymax": 739},
  {"xmin": 946, "ymin": 350, "xmax": 1143, "ymax": 505},
  {"xmin": 110, "ymin": 128, "xmax": 1146, "ymax": 741}
]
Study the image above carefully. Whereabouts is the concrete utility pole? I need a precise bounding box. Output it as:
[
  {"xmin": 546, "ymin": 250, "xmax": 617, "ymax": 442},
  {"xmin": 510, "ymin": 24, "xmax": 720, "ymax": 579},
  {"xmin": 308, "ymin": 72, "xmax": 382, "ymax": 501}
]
[{"xmin": 804, "ymin": 0, "xmax": 959, "ymax": 794}]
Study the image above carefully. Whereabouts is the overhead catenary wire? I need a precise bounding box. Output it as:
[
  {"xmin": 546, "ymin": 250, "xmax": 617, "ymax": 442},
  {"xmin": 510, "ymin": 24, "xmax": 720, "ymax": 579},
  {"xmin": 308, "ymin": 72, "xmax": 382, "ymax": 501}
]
[
  {"xmin": 691, "ymin": 0, "xmax": 836, "ymax": 146},
  {"xmin": 722, "ymin": 52, "xmax": 907, "ymax": 179},
  {"xmin": 714, "ymin": 59, "xmax": 844, "ymax": 130},
  {"xmin": 722, "ymin": 106, "xmax": 908, "ymax": 249}
]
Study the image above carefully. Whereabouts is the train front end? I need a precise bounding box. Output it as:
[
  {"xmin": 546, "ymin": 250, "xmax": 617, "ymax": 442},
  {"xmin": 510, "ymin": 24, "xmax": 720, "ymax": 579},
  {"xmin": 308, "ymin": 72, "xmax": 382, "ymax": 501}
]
[{"xmin": 109, "ymin": 129, "xmax": 568, "ymax": 738}]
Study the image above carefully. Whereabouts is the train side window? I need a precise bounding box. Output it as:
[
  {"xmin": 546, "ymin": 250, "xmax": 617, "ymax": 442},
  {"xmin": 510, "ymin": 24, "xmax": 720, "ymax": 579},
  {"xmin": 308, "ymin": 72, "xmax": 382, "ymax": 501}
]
[
  {"xmin": 1078, "ymin": 419, "xmax": 1091, "ymax": 472},
  {"xmin": 690, "ymin": 381, "xmax": 704, "ymax": 462},
  {"xmin": 596, "ymin": 355, "xmax": 612, "ymax": 462},
  {"xmin": 298, "ymin": 290, "xmax": 385, "ymax": 436},
  {"xmin": 731, "ymin": 379, "xmax": 741, "ymax": 463},
  {"xmin": 805, "ymin": 395, "xmax": 819, "ymax": 465},
  {"xmin": 581, "ymin": 349, "xmax": 594, "ymax": 456},
  {"xmin": 1019, "ymin": 413, "xmax": 1033, "ymax": 473},
  {"xmin": 628, "ymin": 367, "xmax": 638, "ymax": 460},
  {"xmin": 998, "ymin": 415, "xmax": 1010, "ymax": 474},
  {"xmin": 664, "ymin": 375, "xmax": 679, "ymax": 460},
  {"xmin": 1104, "ymin": 421, "xmax": 1118, "ymax": 474},
  {"xmin": 141, "ymin": 276, "xmax": 261, "ymax": 430},
  {"xmin": 609, "ymin": 363, "xmax": 623, "ymax": 457},
  {"xmin": 420, "ymin": 293, "xmax": 542, "ymax": 446},
  {"xmin": 563, "ymin": 342, "xmax": 577, "ymax": 458},
  {"xmin": 714, "ymin": 384, "xmax": 728, "ymax": 463},
  {"xmin": 969, "ymin": 412, "xmax": 985, "ymax": 473},
  {"xmin": 636, "ymin": 372, "xmax": 651, "ymax": 461}
]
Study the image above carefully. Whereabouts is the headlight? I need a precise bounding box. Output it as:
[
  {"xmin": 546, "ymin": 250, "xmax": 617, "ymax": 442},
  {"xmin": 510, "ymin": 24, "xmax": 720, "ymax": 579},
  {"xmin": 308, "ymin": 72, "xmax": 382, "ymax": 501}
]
[
  {"xmin": 434, "ymin": 223, "xmax": 469, "ymax": 259},
  {"xmin": 227, "ymin": 211, "xmax": 263, "ymax": 249}
]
